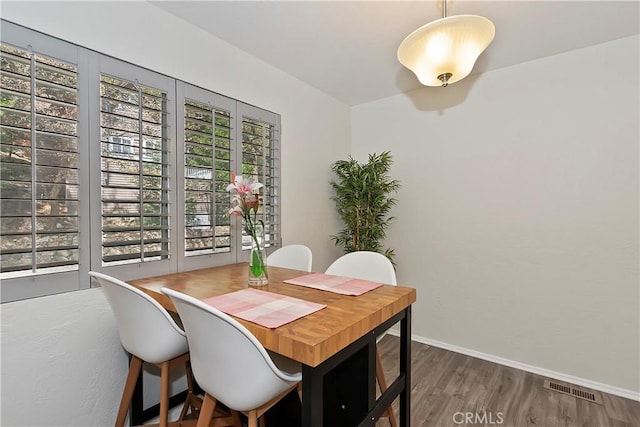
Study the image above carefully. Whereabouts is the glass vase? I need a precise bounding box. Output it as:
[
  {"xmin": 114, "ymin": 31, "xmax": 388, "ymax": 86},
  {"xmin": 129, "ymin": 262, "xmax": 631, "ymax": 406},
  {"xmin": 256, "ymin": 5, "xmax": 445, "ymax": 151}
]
[{"xmin": 247, "ymin": 221, "xmax": 268, "ymax": 287}]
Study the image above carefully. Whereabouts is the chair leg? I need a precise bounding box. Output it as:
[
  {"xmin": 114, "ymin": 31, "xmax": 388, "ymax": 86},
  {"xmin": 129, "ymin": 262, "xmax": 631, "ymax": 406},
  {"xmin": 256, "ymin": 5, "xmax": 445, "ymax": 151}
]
[
  {"xmin": 160, "ymin": 361, "xmax": 170, "ymax": 427},
  {"xmin": 376, "ymin": 349, "xmax": 398, "ymax": 427},
  {"xmin": 179, "ymin": 360, "xmax": 202, "ymax": 421},
  {"xmin": 178, "ymin": 362, "xmax": 191, "ymax": 421},
  {"xmin": 115, "ymin": 355, "xmax": 143, "ymax": 427},
  {"xmin": 196, "ymin": 393, "xmax": 217, "ymax": 427},
  {"xmin": 231, "ymin": 411, "xmax": 243, "ymax": 427},
  {"xmin": 247, "ymin": 410, "xmax": 258, "ymax": 427}
]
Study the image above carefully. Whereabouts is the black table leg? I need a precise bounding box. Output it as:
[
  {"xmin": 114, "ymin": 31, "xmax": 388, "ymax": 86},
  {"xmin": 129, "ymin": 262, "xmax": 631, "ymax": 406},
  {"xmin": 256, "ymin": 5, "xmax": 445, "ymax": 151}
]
[
  {"xmin": 302, "ymin": 363, "xmax": 324, "ymax": 426},
  {"xmin": 400, "ymin": 306, "xmax": 412, "ymax": 427},
  {"xmin": 301, "ymin": 307, "xmax": 411, "ymax": 427}
]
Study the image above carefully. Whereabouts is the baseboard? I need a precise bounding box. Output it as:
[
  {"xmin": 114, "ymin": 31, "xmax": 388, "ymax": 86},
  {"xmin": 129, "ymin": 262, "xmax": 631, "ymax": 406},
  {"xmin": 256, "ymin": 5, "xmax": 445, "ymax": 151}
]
[{"xmin": 386, "ymin": 330, "xmax": 640, "ymax": 402}]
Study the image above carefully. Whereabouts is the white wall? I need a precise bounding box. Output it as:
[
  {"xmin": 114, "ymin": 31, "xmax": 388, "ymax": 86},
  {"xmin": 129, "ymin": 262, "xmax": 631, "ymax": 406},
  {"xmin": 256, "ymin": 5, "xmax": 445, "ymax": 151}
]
[
  {"xmin": 352, "ymin": 36, "xmax": 639, "ymax": 396},
  {"xmin": 1, "ymin": 289, "xmax": 127, "ymax": 426},
  {"xmin": 1, "ymin": 2, "xmax": 350, "ymax": 425}
]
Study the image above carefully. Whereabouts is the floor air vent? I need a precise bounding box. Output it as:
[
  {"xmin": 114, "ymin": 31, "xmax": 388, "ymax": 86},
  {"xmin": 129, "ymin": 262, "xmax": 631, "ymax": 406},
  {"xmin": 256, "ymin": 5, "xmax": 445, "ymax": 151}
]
[{"xmin": 543, "ymin": 379, "xmax": 603, "ymax": 404}]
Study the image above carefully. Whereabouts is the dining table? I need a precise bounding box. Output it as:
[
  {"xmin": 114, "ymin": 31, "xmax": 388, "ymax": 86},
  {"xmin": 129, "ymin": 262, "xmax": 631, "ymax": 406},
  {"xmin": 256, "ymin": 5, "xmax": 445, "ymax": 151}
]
[{"xmin": 128, "ymin": 263, "xmax": 416, "ymax": 427}]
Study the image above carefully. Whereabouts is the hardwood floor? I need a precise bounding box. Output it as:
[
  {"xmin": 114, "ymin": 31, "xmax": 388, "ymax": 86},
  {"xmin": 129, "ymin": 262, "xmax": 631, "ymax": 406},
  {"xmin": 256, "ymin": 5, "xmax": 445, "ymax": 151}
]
[{"xmin": 376, "ymin": 335, "xmax": 640, "ymax": 427}]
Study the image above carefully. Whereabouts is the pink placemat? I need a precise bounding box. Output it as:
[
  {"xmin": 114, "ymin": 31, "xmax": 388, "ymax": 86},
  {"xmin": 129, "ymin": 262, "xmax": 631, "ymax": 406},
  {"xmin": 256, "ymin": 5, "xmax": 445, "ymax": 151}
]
[
  {"xmin": 283, "ymin": 273, "xmax": 383, "ymax": 296},
  {"xmin": 201, "ymin": 288, "xmax": 326, "ymax": 328}
]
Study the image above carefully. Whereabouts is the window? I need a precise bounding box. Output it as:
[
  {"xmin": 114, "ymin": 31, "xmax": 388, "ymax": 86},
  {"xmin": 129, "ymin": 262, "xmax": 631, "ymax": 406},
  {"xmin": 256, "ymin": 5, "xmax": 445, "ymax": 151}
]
[
  {"xmin": 176, "ymin": 83, "xmax": 281, "ymax": 271},
  {"xmin": 0, "ymin": 23, "xmax": 91, "ymax": 302},
  {"xmin": 99, "ymin": 74, "xmax": 170, "ymax": 265},
  {"xmin": 237, "ymin": 104, "xmax": 281, "ymax": 255},
  {"xmin": 107, "ymin": 136, "xmax": 136, "ymax": 155},
  {"xmin": 0, "ymin": 44, "xmax": 80, "ymax": 274},
  {"xmin": 0, "ymin": 21, "xmax": 282, "ymax": 302},
  {"xmin": 182, "ymin": 98, "xmax": 232, "ymax": 257}
]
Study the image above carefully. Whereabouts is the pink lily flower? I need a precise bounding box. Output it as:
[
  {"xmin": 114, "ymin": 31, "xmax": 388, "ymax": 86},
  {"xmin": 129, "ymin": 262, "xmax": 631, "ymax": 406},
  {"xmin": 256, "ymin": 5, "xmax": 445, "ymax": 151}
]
[
  {"xmin": 226, "ymin": 172, "xmax": 268, "ymax": 280},
  {"xmin": 227, "ymin": 172, "xmax": 264, "ymax": 226},
  {"xmin": 226, "ymin": 174, "xmax": 263, "ymax": 197},
  {"xmin": 245, "ymin": 194, "xmax": 260, "ymax": 211}
]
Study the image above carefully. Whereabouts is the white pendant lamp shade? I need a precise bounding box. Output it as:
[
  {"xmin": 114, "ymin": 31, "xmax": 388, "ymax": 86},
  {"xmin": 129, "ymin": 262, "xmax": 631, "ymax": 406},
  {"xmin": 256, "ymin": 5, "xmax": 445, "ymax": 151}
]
[{"xmin": 397, "ymin": 14, "xmax": 495, "ymax": 87}]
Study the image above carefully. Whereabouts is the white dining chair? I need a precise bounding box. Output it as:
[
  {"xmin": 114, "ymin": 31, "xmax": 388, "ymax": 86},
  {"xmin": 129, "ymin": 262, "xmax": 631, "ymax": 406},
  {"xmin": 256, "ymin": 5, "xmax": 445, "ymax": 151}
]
[
  {"xmin": 267, "ymin": 244, "xmax": 313, "ymax": 272},
  {"xmin": 324, "ymin": 251, "xmax": 398, "ymax": 427},
  {"xmin": 325, "ymin": 250, "xmax": 397, "ymax": 286},
  {"xmin": 162, "ymin": 288, "xmax": 302, "ymax": 427},
  {"xmin": 88, "ymin": 271, "xmax": 201, "ymax": 427}
]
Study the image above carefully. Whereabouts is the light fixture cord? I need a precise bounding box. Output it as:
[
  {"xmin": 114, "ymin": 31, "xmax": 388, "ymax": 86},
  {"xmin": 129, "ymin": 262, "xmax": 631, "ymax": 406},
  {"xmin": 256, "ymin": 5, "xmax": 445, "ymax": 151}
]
[{"xmin": 438, "ymin": 0, "xmax": 451, "ymax": 87}]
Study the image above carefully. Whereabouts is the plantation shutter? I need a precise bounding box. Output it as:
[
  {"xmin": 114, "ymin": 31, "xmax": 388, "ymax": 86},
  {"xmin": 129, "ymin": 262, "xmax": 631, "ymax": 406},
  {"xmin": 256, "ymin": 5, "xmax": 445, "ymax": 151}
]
[
  {"xmin": 99, "ymin": 74, "xmax": 170, "ymax": 265},
  {"xmin": 1, "ymin": 21, "xmax": 284, "ymax": 301},
  {"xmin": 0, "ymin": 43, "xmax": 80, "ymax": 274},
  {"xmin": 183, "ymin": 99, "xmax": 233, "ymax": 256},
  {"xmin": 237, "ymin": 104, "xmax": 281, "ymax": 253},
  {"xmin": 178, "ymin": 86, "xmax": 281, "ymax": 265}
]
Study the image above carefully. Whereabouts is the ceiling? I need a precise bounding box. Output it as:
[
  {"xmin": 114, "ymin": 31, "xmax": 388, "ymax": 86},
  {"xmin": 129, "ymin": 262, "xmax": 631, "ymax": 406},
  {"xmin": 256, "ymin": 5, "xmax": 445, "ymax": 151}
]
[{"xmin": 151, "ymin": 1, "xmax": 639, "ymax": 106}]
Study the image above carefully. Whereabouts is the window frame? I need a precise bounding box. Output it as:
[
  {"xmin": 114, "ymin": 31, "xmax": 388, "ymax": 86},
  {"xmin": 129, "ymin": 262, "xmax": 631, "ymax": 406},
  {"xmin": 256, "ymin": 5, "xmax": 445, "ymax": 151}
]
[
  {"xmin": 88, "ymin": 55, "xmax": 179, "ymax": 282},
  {"xmin": 0, "ymin": 21, "xmax": 91, "ymax": 302},
  {"xmin": 234, "ymin": 102, "xmax": 282, "ymax": 261},
  {"xmin": 176, "ymin": 81, "xmax": 237, "ymax": 271}
]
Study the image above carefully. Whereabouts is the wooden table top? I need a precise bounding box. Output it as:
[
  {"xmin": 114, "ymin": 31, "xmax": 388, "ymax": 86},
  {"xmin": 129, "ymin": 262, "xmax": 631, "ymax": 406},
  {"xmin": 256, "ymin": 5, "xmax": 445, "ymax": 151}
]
[{"xmin": 129, "ymin": 263, "xmax": 416, "ymax": 367}]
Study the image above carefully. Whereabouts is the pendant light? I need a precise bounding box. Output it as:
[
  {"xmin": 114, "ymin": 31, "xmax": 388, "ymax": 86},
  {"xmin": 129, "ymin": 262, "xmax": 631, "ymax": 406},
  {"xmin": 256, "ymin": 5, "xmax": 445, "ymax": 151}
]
[{"xmin": 397, "ymin": 0, "xmax": 495, "ymax": 87}]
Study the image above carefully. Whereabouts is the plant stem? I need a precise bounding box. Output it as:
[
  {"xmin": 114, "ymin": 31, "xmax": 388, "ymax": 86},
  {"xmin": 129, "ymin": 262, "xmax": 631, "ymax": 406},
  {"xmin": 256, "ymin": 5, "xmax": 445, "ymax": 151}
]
[{"xmin": 246, "ymin": 214, "xmax": 268, "ymax": 279}]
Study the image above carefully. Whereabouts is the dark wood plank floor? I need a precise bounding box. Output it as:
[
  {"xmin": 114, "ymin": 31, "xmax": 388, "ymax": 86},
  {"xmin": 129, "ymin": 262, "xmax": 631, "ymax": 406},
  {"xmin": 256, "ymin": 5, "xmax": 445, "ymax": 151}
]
[{"xmin": 376, "ymin": 335, "xmax": 640, "ymax": 427}]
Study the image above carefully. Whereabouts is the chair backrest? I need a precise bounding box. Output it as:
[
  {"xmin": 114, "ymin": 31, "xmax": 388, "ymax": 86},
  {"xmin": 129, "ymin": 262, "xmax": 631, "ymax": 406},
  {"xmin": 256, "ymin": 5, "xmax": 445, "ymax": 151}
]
[
  {"xmin": 162, "ymin": 288, "xmax": 301, "ymax": 412},
  {"xmin": 325, "ymin": 251, "xmax": 397, "ymax": 285},
  {"xmin": 267, "ymin": 244, "xmax": 313, "ymax": 272},
  {"xmin": 89, "ymin": 271, "xmax": 188, "ymax": 364}
]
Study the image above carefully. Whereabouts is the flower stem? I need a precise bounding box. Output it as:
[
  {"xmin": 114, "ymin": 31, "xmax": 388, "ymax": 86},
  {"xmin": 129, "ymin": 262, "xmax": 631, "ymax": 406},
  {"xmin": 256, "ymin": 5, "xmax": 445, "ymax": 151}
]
[{"xmin": 246, "ymin": 215, "xmax": 268, "ymax": 279}]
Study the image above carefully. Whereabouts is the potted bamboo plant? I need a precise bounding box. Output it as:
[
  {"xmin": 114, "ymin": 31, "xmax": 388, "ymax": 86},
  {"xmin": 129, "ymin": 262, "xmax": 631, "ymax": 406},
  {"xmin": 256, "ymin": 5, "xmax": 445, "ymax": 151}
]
[{"xmin": 329, "ymin": 151, "xmax": 400, "ymax": 264}]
